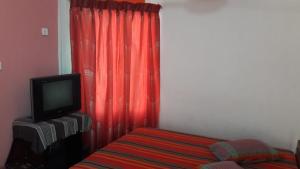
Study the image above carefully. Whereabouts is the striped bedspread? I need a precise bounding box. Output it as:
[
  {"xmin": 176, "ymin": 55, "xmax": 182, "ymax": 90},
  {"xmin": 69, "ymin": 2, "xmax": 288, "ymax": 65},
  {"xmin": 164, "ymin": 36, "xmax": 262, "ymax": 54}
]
[{"xmin": 71, "ymin": 128, "xmax": 298, "ymax": 169}]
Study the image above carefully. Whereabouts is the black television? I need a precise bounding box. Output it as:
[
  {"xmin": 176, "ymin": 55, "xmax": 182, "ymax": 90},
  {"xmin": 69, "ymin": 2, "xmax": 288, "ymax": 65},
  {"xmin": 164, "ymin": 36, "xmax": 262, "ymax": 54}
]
[{"xmin": 30, "ymin": 73, "xmax": 81, "ymax": 122}]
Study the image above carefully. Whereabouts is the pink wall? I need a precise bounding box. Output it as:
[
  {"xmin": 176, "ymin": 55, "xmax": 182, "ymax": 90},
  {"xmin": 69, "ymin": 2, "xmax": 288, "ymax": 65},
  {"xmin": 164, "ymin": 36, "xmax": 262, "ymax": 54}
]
[{"xmin": 0, "ymin": 0, "xmax": 58, "ymax": 167}]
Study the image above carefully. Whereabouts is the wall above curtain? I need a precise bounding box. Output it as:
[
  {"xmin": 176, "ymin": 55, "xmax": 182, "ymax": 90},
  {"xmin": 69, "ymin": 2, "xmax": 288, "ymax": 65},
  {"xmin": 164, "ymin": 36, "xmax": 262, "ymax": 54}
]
[{"xmin": 115, "ymin": 0, "xmax": 145, "ymax": 2}]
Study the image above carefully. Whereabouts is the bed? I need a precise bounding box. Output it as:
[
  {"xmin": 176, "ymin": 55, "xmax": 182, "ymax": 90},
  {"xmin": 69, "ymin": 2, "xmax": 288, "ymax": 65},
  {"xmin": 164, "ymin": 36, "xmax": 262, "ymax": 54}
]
[{"xmin": 71, "ymin": 128, "xmax": 298, "ymax": 169}]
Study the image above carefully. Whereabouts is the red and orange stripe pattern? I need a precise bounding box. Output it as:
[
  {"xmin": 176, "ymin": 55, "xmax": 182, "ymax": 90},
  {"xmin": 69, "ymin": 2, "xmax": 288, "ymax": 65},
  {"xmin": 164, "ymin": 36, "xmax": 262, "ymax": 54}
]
[{"xmin": 71, "ymin": 128, "xmax": 298, "ymax": 169}]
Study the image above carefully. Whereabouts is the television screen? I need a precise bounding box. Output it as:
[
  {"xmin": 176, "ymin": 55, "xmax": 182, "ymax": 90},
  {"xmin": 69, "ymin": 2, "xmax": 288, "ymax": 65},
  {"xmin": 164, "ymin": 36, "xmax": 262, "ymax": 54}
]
[
  {"xmin": 31, "ymin": 74, "xmax": 81, "ymax": 122},
  {"xmin": 42, "ymin": 80, "xmax": 73, "ymax": 111}
]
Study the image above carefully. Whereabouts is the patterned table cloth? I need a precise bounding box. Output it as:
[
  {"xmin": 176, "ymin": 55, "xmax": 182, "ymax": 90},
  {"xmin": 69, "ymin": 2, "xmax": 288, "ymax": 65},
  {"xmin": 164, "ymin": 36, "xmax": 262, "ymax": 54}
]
[{"xmin": 13, "ymin": 112, "xmax": 92, "ymax": 153}]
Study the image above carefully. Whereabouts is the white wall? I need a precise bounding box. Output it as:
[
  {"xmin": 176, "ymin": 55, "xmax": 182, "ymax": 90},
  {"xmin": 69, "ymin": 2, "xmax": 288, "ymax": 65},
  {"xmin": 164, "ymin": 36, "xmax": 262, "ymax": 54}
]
[
  {"xmin": 149, "ymin": 0, "xmax": 300, "ymax": 151},
  {"xmin": 58, "ymin": 0, "xmax": 72, "ymax": 74}
]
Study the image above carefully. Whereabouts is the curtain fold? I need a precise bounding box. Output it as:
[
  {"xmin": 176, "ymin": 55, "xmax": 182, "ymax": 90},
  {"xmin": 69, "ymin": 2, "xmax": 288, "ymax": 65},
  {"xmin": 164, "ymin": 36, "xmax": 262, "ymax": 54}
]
[{"xmin": 70, "ymin": 0, "xmax": 161, "ymax": 150}]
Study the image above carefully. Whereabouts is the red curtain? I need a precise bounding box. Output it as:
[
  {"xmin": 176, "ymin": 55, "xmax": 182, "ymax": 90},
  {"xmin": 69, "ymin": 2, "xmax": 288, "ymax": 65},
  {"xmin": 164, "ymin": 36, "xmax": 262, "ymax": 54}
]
[{"xmin": 70, "ymin": 0, "xmax": 161, "ymax": 150}]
